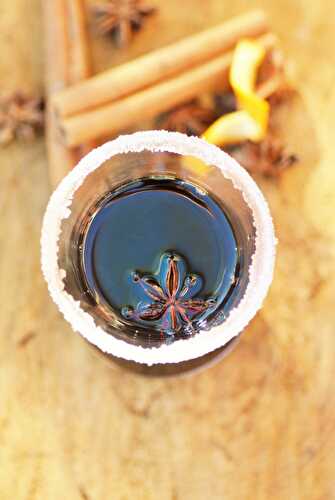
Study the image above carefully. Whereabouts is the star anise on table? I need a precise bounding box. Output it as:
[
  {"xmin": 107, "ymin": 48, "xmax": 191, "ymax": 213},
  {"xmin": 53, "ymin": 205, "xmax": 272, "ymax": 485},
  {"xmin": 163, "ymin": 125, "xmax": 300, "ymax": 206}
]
[
  {"xmin": 157, "ymin": 100, "xmax": 216, "ymax": 136},
  {"xmin": 122, "ymin": 252, "xmax": 217, "ymax": 336},
  {"xmin": 228, "ymin": 135, "xmax": 298, "ymax": 177},
  {"xmin": 0, "ymin": 92, "xmax": 44, "ymax": 146},
  {"xmin": 212, "ymin": 92, "xmax": 237, "ymax": 117},
  {"xmin": 92, "ymin": 0, "xmax": 156, "ymax": 47}
]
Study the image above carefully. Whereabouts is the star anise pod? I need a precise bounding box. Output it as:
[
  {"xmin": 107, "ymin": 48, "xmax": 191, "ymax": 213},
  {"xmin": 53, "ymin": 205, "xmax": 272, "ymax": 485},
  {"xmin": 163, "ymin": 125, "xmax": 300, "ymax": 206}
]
[
  {"xmin": 228, "ymin": 135, "xmax": 298, "ymax": 177},
  {"xmin": 157, "ymin": 100, "xmax": 215, "ymax": 136},
  {"xmin": 212, "ymin": 91, "xmax": 237, "ymax": 117},
  {"xmin": 122, "ymin": 252, "xmax": 217, "ymax": 335},
  {"xmin": 93, "ymin": 0, "xmax": 156, "ymax": 47},
  {"xmin": 0, "ymin": 92, "xmax": 44, "ymax": 146}
]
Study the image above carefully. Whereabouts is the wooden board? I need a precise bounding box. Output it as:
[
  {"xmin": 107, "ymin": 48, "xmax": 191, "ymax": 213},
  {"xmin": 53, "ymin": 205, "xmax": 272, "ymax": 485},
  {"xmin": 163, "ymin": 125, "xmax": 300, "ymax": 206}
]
[{"xmin": 0, "ymin": 1, "xmax": 335, "ymax": 499}]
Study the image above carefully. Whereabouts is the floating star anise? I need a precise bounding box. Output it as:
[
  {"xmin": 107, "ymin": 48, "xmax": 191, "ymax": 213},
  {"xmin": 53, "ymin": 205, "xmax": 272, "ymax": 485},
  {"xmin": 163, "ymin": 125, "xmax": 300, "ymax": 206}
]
[
  {"xmin": 93, "ymin": 0, "xmax": 156, "ymax": 47},
  {"xmin": 157, "ymin": 100, "xmax": 215, "ymax": 136},
  {"xmin": 122, "ymin": 252, "xmax": 217, "ymax": 335},
  {"xmin": 0, "ymin": 92, "xmax": 44, "ymax": 146}
]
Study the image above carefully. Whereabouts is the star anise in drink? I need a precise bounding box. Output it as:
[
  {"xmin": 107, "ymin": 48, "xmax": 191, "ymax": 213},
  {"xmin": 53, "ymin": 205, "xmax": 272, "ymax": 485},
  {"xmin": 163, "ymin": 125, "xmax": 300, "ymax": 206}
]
[
  {"xmin": 122, "ymin": 252, "xmax": 217, "ymax": 335},
  {"xmin": 93, "ymin": 0, "xmax": 156, "ymax": 47},
  {"xmin": 0, "ymin": 92, "xmax": 44, "ymax": 146},
  {"xmin": 157, "ymin": 100, "xmax": 215, "ymax": 136}
]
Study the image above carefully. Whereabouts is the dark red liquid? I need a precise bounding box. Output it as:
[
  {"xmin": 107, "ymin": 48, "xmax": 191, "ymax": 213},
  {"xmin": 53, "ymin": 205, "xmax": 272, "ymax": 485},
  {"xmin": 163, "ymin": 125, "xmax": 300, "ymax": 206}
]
[{"xmin": 79, "ymin": 177, "xmax": 241, "ymax": 340}]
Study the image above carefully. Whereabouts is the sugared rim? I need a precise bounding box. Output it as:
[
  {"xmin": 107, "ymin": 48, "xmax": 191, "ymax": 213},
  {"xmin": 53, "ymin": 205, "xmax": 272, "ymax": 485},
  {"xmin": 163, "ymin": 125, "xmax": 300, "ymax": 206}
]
[{"xmin": 41, "ymin": 131, "xmax": 276, "ymax": 365}]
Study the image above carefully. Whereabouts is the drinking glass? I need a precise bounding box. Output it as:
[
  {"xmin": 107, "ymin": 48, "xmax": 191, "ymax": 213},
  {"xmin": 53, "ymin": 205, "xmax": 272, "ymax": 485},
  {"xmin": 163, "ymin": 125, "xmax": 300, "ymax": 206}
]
[{"xmin": 41, "ymin": 131, "xmax": 275, "ymax": 375}]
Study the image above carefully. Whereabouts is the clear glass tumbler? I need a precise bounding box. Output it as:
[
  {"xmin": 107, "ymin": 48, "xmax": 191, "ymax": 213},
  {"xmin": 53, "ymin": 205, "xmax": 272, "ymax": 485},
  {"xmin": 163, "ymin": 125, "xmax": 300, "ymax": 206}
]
[{"xmin": 41, "ymin": 131, "xmax": 275, "ymax": 376}]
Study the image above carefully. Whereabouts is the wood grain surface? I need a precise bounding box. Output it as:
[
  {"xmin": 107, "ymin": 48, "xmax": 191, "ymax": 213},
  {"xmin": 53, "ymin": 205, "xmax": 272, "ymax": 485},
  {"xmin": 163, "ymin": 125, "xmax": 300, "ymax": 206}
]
[{"xmin": 0, "ymin": 1, "xmax": 335, "ymax": 499}]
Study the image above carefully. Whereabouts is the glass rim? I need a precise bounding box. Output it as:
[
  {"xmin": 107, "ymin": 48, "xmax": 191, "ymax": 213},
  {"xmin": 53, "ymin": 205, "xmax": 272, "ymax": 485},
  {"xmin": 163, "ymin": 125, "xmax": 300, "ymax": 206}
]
[{"xmin": 41, "ymin": 130, "xmax": 276, "ymax": 365}]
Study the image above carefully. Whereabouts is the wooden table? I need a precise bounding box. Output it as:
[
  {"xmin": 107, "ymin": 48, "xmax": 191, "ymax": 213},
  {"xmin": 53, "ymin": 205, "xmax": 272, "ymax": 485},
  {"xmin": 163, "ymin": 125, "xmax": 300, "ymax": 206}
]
[{"xmin": 0, "ymin": 1, "xmax": 334, "ymax": 499}]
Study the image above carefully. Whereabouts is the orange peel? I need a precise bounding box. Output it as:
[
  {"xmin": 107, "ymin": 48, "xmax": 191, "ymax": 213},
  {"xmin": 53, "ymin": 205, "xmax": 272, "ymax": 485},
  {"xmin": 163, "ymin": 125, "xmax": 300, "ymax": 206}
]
[{"xmin": 203, "ymin": 39, "xmax": 269, "ymax": 146}]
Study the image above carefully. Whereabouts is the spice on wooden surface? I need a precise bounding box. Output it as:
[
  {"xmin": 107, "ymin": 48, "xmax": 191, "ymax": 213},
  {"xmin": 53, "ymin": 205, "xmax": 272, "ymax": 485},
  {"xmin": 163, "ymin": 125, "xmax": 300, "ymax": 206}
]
[
  {"xmin": 54, "ymin": 10, "xmax": 268, "ymax": 118},
  {"xmin": 44, "ymin": 0, "xmax": 73, "ymax": 189},
  {"xmin": 157, "ymin": 100, "xmax": 215, "ymax": 136},
  {"xmin": 212, "ymin": 92, "xmax": 237, "ymax": 116},
  {"xmin": 228, "ymin": 135, "xmax": 298, "ymax": 176},
  {"xmin": 92, "ymin": 0, "xmax": 156, "ymax": 47},
  {"xmin": 221, "ymin": 68, "xmax": 297, "ymax": 176},
  {"xmin": 68, "ymin": 0, "xmax": 93, "ymax": 82},
  {"xmin": 0, "ymin": 92, "xmax": 44, "ymax": 146},
  {"xmin": 59, "ymin": 33, "xmax": 277, "ymax": 147},
  {"xmin": 44, "ymin": 0, "xmax": 94, "ymax": 189}
]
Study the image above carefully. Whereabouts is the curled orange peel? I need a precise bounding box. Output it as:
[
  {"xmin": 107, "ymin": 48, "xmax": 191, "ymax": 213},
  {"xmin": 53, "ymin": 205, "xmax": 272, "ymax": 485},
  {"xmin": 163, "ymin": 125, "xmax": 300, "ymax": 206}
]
[
  {"xmin": 203, "ymin": 39, "xmax": 269, "ymax": 146},
  {"xmin": 183, "ymin": 39, "xmax": 270, "ymax": 175}
]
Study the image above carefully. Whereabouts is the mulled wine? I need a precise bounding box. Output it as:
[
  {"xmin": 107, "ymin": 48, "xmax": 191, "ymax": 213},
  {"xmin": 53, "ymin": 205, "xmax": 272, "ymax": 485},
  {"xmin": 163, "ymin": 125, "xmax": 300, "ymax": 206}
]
[
  {"xmin": 78, "ymin": 176, "xmax": 241, "ymax": 343},
  {"xmin": 42, "ymin": 131, "xmax": 276, "ymax": 370}
]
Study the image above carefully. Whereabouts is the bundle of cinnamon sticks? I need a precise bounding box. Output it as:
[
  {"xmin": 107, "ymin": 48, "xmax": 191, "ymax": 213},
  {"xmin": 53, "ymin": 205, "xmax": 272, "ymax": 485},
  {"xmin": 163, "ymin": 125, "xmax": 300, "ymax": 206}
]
[{"xmin": 45, "ymin": 6, "xmax": 280, "ymax": 188}]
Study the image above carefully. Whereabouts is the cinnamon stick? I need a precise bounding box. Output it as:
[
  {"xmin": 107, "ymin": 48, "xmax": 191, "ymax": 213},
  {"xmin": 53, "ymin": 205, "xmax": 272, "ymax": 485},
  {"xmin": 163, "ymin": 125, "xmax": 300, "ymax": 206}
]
[
  {"xmin": 44, "ymin": 0, "xmax": 93, "ymax": 189},
  {"xmin": 68, "ymin": 0, "xmax": 93, "ymax": 82},
  {"xmin": 60, "ymin": 33, "xmax": 277, "ymax": 147},
  {"xmin": 44, "ymin": 0, "xmax": 72, "ymax": 189},
  {"xmin": 53, "ymin": 9, "xmax": 268, "ymax": 118},
  {"xmin": 67, "ymin": 0, "xmax": 96, "ymax": 159}
]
